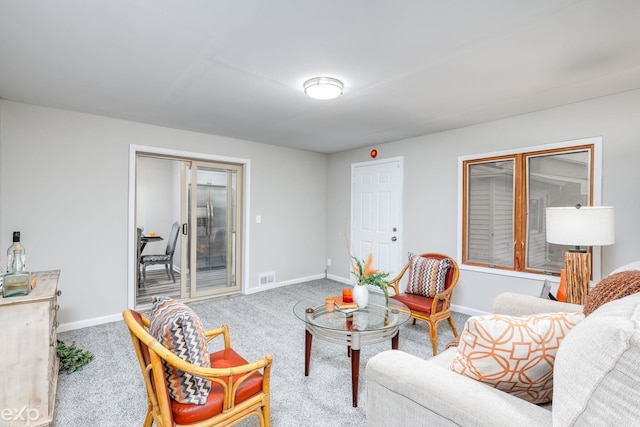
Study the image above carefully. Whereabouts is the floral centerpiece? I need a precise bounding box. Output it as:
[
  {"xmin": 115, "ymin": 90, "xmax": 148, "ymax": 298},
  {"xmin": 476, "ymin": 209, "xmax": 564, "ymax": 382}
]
[{"xmin": 351, "ymin": 253, "xmax": 390, "ymax": 307}]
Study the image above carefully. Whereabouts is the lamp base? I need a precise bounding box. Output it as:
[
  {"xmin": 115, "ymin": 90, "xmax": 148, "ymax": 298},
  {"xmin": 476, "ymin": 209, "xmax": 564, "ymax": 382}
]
[{"xmin": 564, "ymin": 251, "xmax": 591, "ymax": 305}]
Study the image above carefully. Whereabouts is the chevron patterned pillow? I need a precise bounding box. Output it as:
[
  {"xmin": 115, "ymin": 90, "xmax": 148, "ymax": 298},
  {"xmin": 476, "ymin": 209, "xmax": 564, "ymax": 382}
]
[
  {"xmin": 405, "ymin": 254, "xmax": 452, "ymax": 298},
  {"xmin": 149, "ymin": 297, "xmax": 211, "ymax": 404}
]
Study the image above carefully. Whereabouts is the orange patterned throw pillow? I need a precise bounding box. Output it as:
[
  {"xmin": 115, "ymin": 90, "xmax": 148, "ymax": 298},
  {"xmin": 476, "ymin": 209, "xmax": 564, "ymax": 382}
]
[{"xmin": 449, "ymin": 311, "xmax": 584, "ymax": 404}]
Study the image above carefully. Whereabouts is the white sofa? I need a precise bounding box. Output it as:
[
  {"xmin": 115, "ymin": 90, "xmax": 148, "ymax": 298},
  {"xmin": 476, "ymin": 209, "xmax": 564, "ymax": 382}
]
[{"xmin": 366, "ymin": 288, "xmax": 640, "ymax": 426}]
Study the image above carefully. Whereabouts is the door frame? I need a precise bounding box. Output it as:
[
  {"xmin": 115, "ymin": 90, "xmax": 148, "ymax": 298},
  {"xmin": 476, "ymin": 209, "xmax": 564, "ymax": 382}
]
[
  {"xmin": 127, "ymin": 144, "xmax": 251, "ymax": 309},
  {"xmin": 350, "ymin": 156, "xmax": 404, "ymax": 280}
]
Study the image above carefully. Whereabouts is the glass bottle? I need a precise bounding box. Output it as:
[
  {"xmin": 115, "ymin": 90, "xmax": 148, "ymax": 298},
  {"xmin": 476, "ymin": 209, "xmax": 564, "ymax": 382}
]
[
  {"xmin": 6, "ymin": 231, "xmax": 26, "ymax": 273},
  {"xmin": 3, "ymin": 231, "xmax": 30, "ymax": 297}
]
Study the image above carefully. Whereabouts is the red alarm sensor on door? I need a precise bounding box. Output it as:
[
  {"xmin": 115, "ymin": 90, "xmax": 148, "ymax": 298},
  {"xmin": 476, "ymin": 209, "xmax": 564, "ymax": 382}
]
[{"xmin": 370, "ymin": 149, "xmax": 378, "ymax": 159}]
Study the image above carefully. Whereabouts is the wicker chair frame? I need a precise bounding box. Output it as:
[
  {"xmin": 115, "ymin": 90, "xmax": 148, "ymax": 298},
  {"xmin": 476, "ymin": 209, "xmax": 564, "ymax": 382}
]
[
  {"xmin": 123, "ymin": 309, "xmax": 272, "ymax": 427},
  {"xmin": 387, "ymin": 253, "xmax": 460, "ymax": 356}
]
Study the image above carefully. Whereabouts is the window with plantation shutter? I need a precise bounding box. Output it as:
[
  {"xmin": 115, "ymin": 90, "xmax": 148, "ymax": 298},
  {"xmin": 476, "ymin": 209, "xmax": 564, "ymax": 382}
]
[
  {"xmin": 462, "ymin": 142, "xmax": 594, "ymax": 275},
  {"xmin": 466, "ymin": 159, "xmax": 514, "ymax": 268}
]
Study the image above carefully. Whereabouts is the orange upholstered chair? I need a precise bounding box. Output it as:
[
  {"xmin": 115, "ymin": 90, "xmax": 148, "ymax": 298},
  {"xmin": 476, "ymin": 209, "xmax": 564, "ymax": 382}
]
[
  {"xmin": 388, "ymin": 253, "xmax": 460, "ymax": 356},
  {"xmin": 123, "ymin": 309, "xmax": 272, "ymax": 427}
]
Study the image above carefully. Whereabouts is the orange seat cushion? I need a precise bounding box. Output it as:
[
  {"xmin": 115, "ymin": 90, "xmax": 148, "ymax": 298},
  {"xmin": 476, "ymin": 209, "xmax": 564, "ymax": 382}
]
[
  {"xmin": 391, "ymin": 293, "xmax": 443, "ymax": 314},
  {"xmin": 171, "ymin": 349, "xmax": 264, "ymax": 425}
]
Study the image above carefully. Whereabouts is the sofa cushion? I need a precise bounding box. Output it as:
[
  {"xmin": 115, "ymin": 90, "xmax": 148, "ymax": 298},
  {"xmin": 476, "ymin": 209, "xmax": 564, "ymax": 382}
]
[
  {"xmin": 367, "ymin": 349, "xmax": 553, "ymax": 427},
  {"xmin": 584, "ymin": 270, "xmax": 640, "ymax": 316},
  {"xmin": 149, "ymin": 296, "xmax": 211, "ymax": 405},
  {"xmin": 609, "ymin": 260, "xmax": 640, "ymax": 276},
  {"xmin": 450, "ymin": 311, "xmax": 584, "ymax": 404},
  {"xmin": 553, "ymin": 292, "xmax": 640, "ymax": 426},
  {"xmin": 492, "ymin": 293, "xmax": 583, "ymax": 316},
  {"xmin": 405, "ymin": 254, "xmax": 451, "ymax": 298}
]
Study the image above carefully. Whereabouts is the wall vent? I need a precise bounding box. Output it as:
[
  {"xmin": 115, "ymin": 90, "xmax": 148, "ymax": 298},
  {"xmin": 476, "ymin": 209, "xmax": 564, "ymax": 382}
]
[{"xmin": 258, "ymin": 271, "xmax": 276, "ymax": 286}]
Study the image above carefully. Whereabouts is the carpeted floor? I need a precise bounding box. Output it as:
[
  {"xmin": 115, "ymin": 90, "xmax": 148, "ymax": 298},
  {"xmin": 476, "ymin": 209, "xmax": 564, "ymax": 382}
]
[{"xmin": 54, "ymin": 279, "xmax": 469, "ymax": 426}]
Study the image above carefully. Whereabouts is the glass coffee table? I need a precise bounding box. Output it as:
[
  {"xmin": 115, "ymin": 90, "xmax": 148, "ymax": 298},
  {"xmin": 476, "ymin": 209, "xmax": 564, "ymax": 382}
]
[{"xmin": 293, "ymin": 292, "xmax": 410, "ymax": 407}]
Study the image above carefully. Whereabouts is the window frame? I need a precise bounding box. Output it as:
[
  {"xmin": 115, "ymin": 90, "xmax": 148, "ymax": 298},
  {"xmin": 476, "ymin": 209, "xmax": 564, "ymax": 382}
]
[{"xmin": 457, "ymin": 136, "xmax": 603, "ymax": 280}]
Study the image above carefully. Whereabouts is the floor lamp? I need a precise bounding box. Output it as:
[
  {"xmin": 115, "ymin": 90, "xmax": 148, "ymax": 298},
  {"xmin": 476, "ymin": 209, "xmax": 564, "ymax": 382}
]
[{"xmin": 545, "ymin": 205, "xmax": 615, "ymax": 305}]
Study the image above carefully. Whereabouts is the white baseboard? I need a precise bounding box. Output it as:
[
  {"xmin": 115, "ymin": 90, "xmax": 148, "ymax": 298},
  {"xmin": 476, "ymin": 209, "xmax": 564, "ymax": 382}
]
[
  {"xmin": 244, "ymin": 273, "xmax": 325, "ymax": 294},
  {"xmin": 450, "ymin": 303, "xmax": 489, "ymax": 317},
  {"xmin": 326, "ymin": 273, "xmax": 351, "ymax": 285},
  {"xmin": 58, "ymin": 312, "xmax": 123, "ymax": 333}
]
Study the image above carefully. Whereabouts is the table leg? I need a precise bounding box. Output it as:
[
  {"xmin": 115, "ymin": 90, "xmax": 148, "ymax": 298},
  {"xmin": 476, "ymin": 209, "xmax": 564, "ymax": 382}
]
[
  {"xmin": 347, "ymin": 314, "xmax": 353, "ymax": 358},
  {"xmin": 351, "ymin": 348, "xmax": 360, "ymax": 407},
  {"xmin": 305, "ymin": 329, "xmax": 312, "ymax": 376},
  {"xmin": 392, "ymin": 330, "xmax": 399, "ymax": 350}
]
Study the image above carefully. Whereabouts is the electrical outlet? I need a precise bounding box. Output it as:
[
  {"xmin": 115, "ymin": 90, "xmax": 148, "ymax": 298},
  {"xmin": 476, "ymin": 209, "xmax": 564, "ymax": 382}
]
[{"xmin": 327, "ymin": 258, "xmax": 331, "ymax": 266}]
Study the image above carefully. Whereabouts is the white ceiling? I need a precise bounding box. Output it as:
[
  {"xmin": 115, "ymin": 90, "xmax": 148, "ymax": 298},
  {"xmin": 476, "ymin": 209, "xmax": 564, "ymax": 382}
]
[{"xmin": 1, "ymin": 1, "xmax": 639, "ymax": 154}]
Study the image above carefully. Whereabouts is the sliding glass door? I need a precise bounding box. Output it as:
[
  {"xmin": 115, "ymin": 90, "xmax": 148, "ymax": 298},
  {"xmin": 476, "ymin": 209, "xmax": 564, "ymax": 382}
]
[
  {"xmin": 183, "ymin": 161, "xmax": 243, "ymax": 298},
  {"xmin": 134, "ymin": 154, "xmax": 243, "ymax": 307}
]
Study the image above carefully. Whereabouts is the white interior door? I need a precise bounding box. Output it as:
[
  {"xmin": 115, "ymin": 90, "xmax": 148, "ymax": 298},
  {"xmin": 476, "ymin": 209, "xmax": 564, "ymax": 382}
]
[{"xmin": 351, "ymin": 157, "xmax": 403, "ymax": 281}]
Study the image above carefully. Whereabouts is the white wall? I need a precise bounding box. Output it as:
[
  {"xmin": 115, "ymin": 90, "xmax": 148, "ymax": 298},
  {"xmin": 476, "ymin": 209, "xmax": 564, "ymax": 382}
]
[
  {"xmin": 327, "ymin": 89, "xmax": 640, "ymax": 314},
  {"xmin": 2, "ymin": 89, "xmax": 638, "ymax": 326},
  {"xmin": 136, "ymin": 156, "xmax": 180, "ymax": 266},
  {"xmin": 0, "ymin": 101, "xmax": 328, "ymax": 328}
]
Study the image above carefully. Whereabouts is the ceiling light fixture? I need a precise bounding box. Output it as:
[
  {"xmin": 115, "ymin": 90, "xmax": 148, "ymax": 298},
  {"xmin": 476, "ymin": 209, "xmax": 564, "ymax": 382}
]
[{"xmin": 303, "ymin": 77, "xmax": 343, "ymax": 100}]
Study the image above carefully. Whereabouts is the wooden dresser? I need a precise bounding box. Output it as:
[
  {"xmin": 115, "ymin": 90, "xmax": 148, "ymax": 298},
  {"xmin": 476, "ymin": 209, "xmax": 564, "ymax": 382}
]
[{"xmin": 0, "ymin": 270, "xmax": 61, "ymax": 426}]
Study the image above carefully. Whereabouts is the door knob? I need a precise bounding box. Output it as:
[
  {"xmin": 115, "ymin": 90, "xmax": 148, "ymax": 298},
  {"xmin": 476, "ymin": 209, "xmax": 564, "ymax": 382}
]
[{"xmin": 391, "ymin": 236, "xmax": 397, "ymax": 242}]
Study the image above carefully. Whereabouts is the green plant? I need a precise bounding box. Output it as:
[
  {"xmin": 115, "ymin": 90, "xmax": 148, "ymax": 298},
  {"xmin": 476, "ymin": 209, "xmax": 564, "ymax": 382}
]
[
  {"xmin": 351, "ymin": 253, "xmax": 390, "ymax": 306},
  {"xmin": 56, "ymin": 340, "xmax": 94, "ymax": 373}
]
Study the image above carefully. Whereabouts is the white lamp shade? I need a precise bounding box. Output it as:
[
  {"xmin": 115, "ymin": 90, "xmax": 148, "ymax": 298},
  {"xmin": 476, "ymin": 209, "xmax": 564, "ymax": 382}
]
[{"xmin": 545, "ymin": 206, "xmax": 615, "ymax": 246}]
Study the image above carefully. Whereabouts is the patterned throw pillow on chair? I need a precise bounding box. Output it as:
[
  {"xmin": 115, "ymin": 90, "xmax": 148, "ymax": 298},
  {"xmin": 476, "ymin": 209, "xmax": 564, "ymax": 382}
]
[
  {"xmin": 149, "ymin": 296, "xmax": 211, "ymax": 405},
  {"xmin": 405, "ymin": 253, "xmax": 452, "ymax": 298},
  {"xmin": 449, "ymin": 311, "xmax": 584, "ymax": 404}
]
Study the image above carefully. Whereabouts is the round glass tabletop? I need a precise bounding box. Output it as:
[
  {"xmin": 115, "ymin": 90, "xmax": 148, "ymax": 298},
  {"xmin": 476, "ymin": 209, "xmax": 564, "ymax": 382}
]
[{"xmin": 293, "ymin": 291, "xmax": 410, "ymax": 332}]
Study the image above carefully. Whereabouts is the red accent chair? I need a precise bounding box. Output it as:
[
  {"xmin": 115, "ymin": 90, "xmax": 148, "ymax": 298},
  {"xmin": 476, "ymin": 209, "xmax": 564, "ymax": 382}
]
[
  {"xmin": 123, "ymin": 309, "xmax": 272, "ymax": 427},
  {"xmin": 388, "ymin": 253, "xmax": 460, "ymax": 355}
]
